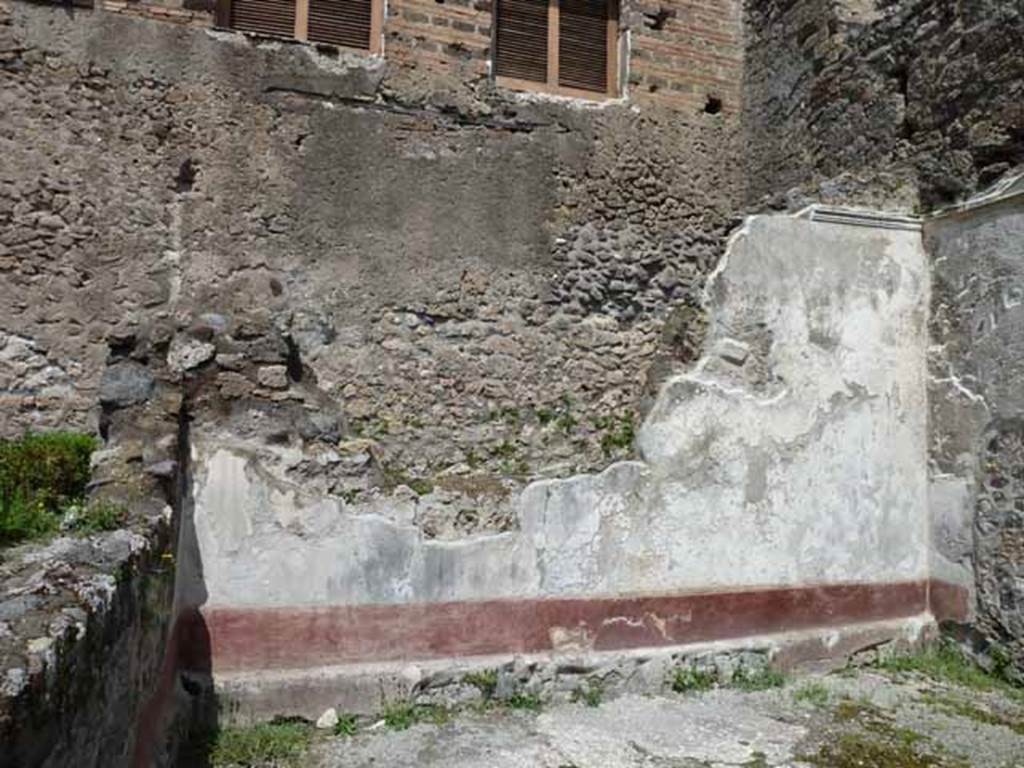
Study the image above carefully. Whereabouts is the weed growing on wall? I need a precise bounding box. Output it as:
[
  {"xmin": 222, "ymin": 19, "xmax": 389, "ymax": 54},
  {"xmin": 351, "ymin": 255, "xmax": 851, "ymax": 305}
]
[
  {"xmin": 670, "ymin": 665, "xmax": 717, "ymax": 693},
  {"xmin": 63, "ymin": 499, "xmax": 128, "ymax": 534},
  {"xmin": 730, "ymin": 664, "xmax": 785, "ymax": 691},
  {"xmin": 463, "ymin": 669, "xmax": 499, "ymax": 699},
  {"xmin": 0, "ymin": 432, "xmax": 96, "ymax": 546},
  {"xmin": 570, "ymin": 679, "xmax": 604, "ymax": 707},
  {"xmin": 595, "ymin": 413, "xmax": 636, "ymax": 457},
  {"xmin": 379, "ymin": 464, "xmax": 435, "ymax": 496}
]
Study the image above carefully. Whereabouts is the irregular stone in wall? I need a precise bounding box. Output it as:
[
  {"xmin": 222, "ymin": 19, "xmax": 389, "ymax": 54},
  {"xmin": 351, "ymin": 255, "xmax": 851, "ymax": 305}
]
[
  {"xmin": 0, "ymin": 331, "xmax": 72, "ymax": 398},
  {"xmin": 167, "ymin": 335, "xmax": 216, "ymax": 375},
  {"xmin": 99, "ymin": 361, "xmax": 155, "ymax": 408},
  {"xmin": 744, "ymin": 0, "xmax": 1024, "ymax": 210},
  {"xmin": 975, "ymin": 423, "xmax": 1024, "ymax": 676},
  {"xmin": 256, "ymin": 364, "xmax": 289, "ymax": 389}
]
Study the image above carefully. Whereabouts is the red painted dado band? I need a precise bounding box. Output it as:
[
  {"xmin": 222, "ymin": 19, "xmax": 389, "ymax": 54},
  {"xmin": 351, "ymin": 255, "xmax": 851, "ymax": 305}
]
[{"xmin": 177, "ymin": 580, "xmax": 968, "ymax": 672}]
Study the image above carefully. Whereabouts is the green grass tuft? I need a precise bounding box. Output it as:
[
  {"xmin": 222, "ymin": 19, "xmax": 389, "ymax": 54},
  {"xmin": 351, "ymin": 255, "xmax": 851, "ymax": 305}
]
[
  {"xmin": 0, "ymin": 495, "xmax": 60, "ymax": 545},
  {"xmin": 877, "ymin": 642, "xmax": 1023, "ymax": 698},
  {"xmin": 382, "ymin": 701, "xmax": 419, "ymax": 731},
  {"xmin": 506, "ymin": 692, "xmax": 543, "ymax": 711},
  {"xmin": 333, "ymin": 713, "xmax": 359, "ymax": 738},
  {"xmin": 210, "ymin": 721, "xmax": 313, "ymax": 767},
  {"xmin": 671, "ymin": 665, "xmax": 717, "ymax": 694},
  {"xmin": 792, "ymin": 681, "xmax": 830, "ymax": 707},
  {"xmin": 464, "ymin": 669, "xmax": 498, "ymax": 699},
  {"xmin": 571, "ymin": 679, "xmax": 603, "ymax": 707},
  {"xmin": 730, "ymin": 663, "xmax": 786, "ymax": 691},
  {"xmin": 381, "ymin": 702, "xmax": 450, "ymax": 731}
]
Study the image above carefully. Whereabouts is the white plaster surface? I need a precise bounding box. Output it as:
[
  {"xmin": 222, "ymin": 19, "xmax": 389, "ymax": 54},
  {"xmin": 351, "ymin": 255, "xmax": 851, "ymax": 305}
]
[{"xmin": 190, "ymin": 213, "xmax": 930, "ymax": 608}]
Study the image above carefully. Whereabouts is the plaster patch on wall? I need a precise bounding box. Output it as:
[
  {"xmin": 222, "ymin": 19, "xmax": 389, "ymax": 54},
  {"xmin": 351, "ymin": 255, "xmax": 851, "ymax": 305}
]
[{"xmin": 190, "ymin": 209, "xmax": 930, "ymax": 610}]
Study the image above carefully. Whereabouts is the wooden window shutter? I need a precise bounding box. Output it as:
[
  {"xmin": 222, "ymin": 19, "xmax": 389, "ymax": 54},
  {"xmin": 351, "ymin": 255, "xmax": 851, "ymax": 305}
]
[
  {"xmin": 229, "ymin": 0, "xmax": 296, "ymax": 38},
  {"xmin": 307, "ymin": 0, "xmax": 373, "ymax": 48},
  {"xmin": 494, "ymin": 0, "xmax": 618, "ymax": 97},
  {"xmin": 558, "ymin": 0, "xmax": 609, "ymax": 93},
  {"xmin": 494, "ymin": 0, "xmax": 549, "ymax": 85},
  {"xmin": 218, "ymin": 0, "xmax": 381, "ymax": 51}
]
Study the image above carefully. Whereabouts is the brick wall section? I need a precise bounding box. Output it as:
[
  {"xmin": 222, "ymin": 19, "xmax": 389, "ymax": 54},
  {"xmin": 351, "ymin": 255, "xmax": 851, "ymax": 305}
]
[
  {"xmin": 628, "ymin": 0, "xmax": 743, "ymax": 112},
  {"xmin": 386, "ymin": 0, "xmax": 491, "ymax": 78},
  {"xmin": 96, "ymin": 0, "xmax": 743, "ymax": 112},
  {"xmin": 103, "ymin": 0, "xmax": 212, "ymax": 27}
]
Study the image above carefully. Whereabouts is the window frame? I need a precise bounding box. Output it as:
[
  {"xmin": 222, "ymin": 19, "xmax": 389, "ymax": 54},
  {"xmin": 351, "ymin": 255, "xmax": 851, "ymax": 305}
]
[
  {"xmin": 215, "ymin": 0, "xmax": 385, "ymax": 55},
  {"xmin": 493, "ymin": 0, "xmax": 621, "ymax": 101}
]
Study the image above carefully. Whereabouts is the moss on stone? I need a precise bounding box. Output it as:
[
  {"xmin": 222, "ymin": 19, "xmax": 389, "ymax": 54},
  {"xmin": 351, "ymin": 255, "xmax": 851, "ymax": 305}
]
[
  {"xmin": 877, "ymin": 642, "xmax": 1024, "ymax": 700},
  {"xmin": 921, "ymin": 692, "xmax": 1024, "ymax": 735},
  {"xmin": 804, "ymin": 697, "xmax": 969, "ymax": 768},
  {"xmin": 801, "ymin": 731, "xmax": 951, "ymax": 768}
]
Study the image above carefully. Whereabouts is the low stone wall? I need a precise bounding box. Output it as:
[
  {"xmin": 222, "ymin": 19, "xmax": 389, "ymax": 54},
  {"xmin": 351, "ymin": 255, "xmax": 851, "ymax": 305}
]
[
  {"xmin": 0, "ymin": 377, "xmax": 183, "ymax": 767},
  {"xmin": 210, "ymin": 616, "xmax": 936, "ymax": 723}
]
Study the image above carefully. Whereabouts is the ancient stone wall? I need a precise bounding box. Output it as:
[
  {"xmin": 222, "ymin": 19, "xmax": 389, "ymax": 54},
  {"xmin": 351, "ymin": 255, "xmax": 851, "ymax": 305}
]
[
  {"xmin": 743, "ymin": 0, "xmax": 1024, "ymax": 211},
  {"xmin": 1, "ymin": 0, "xmax": 744, "ymax": 534},
  {"xmin": 926, "ymin": 183, "xmax": 1024, "ymax": 680},
  {"xmin": 0, "ymin": 1, "xmax": 748, "ymax": 751},
  {"xmin": 183, "ymin": 208, "xmax": 940, "ymax": 720},
  {"xmin": 0, "ymin": 367, "xmax": 184, "ymax": 768},
  {"xmin": 0, "ymin": 1, "xmax": 180, "ymax": 436},
  {"xmin": 5, "ymin": 0, "xmax": 1024, "ymax": 747}
]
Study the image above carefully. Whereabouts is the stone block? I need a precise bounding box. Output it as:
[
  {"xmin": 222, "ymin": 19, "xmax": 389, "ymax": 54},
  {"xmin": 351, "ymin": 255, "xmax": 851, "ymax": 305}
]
[
  {"xmin": 99, "ymin": 362, "xmax": 154, "ymax": 407},
  {"xmin": 257, "ymin": 365, "xmax": 289, "ymax": 389}
]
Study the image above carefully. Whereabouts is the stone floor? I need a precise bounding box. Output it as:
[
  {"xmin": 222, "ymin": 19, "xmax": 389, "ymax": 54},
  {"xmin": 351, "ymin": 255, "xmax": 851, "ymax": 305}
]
[{"xmin": 305, "ymin": 667, "xmax": 1024, "ymax": 768}]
